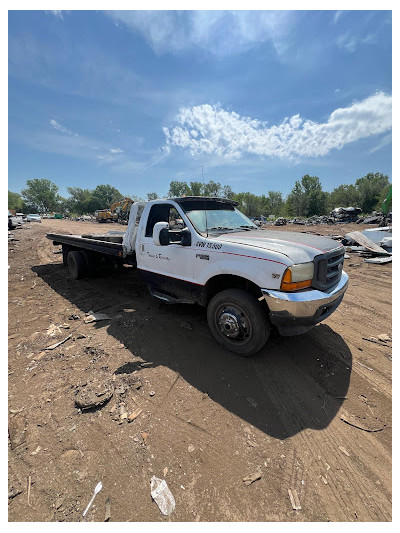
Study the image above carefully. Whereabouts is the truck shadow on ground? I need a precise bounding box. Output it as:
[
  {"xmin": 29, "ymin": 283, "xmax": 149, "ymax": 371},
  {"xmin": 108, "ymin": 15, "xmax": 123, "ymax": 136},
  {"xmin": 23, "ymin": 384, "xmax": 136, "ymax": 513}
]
[{"xmin": 32, "ymin": 263, "xmax": 352, "ymax": 440}]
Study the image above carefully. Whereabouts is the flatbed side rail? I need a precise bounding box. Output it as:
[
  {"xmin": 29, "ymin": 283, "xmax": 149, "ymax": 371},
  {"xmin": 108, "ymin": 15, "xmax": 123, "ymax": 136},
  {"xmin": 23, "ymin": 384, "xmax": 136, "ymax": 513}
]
[{"xmin": 46, "ymin": 233, "xmax": 125, "ymax": 258}]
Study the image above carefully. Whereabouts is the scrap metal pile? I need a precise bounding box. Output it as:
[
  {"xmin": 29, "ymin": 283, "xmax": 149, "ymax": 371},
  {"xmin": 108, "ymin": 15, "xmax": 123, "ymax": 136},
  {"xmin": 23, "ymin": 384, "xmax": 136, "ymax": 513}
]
[
  {"xmin": 342, "ymin": 227, "xmax": 392, "ymax": 264},
  {"xmin": 272, "ymin": 207, "xmax": 392, "ymax": 227}
]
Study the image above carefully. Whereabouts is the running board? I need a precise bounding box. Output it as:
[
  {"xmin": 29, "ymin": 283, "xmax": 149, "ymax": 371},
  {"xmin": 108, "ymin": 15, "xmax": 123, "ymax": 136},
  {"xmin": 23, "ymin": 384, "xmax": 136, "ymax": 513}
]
[{"xmin": 148, "ymin": 287, "xmax": 194, "ymax": 305}]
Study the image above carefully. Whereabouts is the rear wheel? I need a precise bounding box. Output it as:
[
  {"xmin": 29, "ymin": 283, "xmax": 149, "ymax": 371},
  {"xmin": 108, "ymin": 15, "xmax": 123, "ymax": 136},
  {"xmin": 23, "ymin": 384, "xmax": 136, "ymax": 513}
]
[
  {"xmin": 207, "ymin": 288, "xmax": 271, "ymax": 356},
  {"xmin": 67, "ymin": 251, "xmax": 87, "ymax": 279}
]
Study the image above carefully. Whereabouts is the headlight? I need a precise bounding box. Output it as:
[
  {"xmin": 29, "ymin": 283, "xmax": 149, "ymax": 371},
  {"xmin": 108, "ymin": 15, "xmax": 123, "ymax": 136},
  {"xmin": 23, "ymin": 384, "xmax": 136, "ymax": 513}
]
[{"xmin": 280, "ymin": 262, "xmax": 314, "ymax": 291}]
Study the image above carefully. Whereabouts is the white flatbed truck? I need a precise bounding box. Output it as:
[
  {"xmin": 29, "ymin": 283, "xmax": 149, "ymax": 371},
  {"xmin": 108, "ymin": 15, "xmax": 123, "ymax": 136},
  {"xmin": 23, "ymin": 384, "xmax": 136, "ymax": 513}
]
[{"xmin": 47, "ymin": 196, "xmax": 348, "ymax": 356}]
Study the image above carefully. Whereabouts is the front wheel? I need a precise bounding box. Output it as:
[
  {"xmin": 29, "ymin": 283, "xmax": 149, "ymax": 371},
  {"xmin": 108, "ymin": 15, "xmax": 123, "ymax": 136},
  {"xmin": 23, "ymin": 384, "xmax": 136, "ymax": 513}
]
[{"xmin": 207, "ymin": 288, "xmax": 271, "ymax": 356}]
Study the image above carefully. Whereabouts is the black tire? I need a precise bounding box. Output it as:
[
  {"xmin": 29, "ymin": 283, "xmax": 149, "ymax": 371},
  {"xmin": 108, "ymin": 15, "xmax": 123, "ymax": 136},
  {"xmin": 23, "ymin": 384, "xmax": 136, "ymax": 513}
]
[
  {"xmin": 207, "ymin": 288, "xmax": 271, "ymax": 356},
  {"xmin": 62, "ymin": 246, "xmax": 70, "ymax": 266},
  {"xmin": 81, "ymin": 250, "xmax": 96, "ymax": 275},
  {"xmin": 67, "ymin": 251, "xmax": 87, "ymax": 279}
]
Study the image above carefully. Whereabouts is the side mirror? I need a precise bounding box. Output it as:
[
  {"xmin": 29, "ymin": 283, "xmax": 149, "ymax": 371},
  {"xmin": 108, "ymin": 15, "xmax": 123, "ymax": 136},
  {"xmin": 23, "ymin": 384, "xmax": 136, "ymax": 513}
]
[
  {"xmin": 153, "ymin": 222, "xmax": 170, "ymax": 246},
  {"xmin": 180, "ymin": 227, "xmax": 192, "ymax": 246}
]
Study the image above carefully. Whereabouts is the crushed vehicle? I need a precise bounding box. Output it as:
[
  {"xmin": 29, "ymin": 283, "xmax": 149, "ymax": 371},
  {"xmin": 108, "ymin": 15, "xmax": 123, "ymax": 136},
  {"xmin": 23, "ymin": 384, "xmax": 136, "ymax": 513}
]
[
  {"xmin": 27, "ymin": 214, "xmax": 42, "ymax": 223},
  {"xmin": 8, "ymin": 211, "xmax": 23, "ymax": 230},
  {"xmin": 47, "ymin": 197, "xmax": 348, "ymax": 356}
]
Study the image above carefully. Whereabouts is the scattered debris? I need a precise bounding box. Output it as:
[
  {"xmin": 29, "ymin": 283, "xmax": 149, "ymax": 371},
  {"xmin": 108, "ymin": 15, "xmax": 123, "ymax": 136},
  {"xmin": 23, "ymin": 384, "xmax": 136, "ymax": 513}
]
[
  {"xmin": 8, "ymin": 415, "xmax": 27, "ymax": 449},
  {"xmin": 82, "ymin": 481, "xmax": 103, "ymax": 517},
  {"xmin": 362, "ymin": 336, "xmax": 389, "ymax": 347},
  {"xmin": 27, "ymin": 475, "xmax": 32, "ymax": 507},
  {"xmin": 150, "ymin": 476, "xmax": 175, "ymax": 516},
  {"xmin": 45, "ymin": 334, "xmax": 72, "ymax": 351},
  {"xmin": 104, "ymin": 498, "xmax": 111, "ymax": 522},
  {"xmin": 47, "ymin": 324, "xmax": 62, "ymax": 337},
  {"xmin": 288, "ymin": 488, "xmax": 302, "ymax": 510},
  {"xmin": 364, "ymin": 256, "xmax": 392, "ymax": 264},
  {"xmin": 68, "ymin": 314, "xmax": 80, "ymax": 320},
  {"xmin": 339, "ymin": 446, "xmax": 350, "ymax": 457},
  {"xmin": 378, "ymin": 334, "xmax": 391, "ymax": 342},
  {"xmin": 75, "ymin": 379, "xmax": 113, "ymax": 410},
  {"xmin": 163, "ymin": 467, "xmax": 168, "ymax": 477},
  {"xmin": 84, "ymin": 310, "xmax": 111, "ymax": 323},
  {"xmin": 246, "ymin": 397, "xmax": 258, "ymax": 408},
  {"xmin": 247, "ymin": 440, "xmax": 259, "ymax": 448},
  {"xmin": 141, "ymin": 432, "xmax": 149, "ymax": 446},
  {"xmin": 188, "ymin": 444, "xmax": 195, "ymax": 453},
  {"xmin": 345, "ymin": 231, "xmax": 390, "ymax": 256},
  {"xmin": 340, "ymin": 412, "xmax": 385, "ymax": 432},
  {"xmin": 149, "ymin": 390, "xmax": 155, "ymax": 397},
  {"xmin": 243, "ymin": 472, "xmax": 262, "ymax": 485},
  {"xmin": 128, "ymin": 407, "xmax": 143, "ymax": 422},
  {"xmin": 355, "ymin": 361, "xmax": 374, "ymax": 371}
]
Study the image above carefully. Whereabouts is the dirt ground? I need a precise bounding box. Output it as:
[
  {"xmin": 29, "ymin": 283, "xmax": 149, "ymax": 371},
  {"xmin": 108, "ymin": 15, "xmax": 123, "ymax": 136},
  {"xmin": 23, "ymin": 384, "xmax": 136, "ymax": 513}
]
[{"xmin": 8, "ymin": 219, "xmax": 391, "ymax": 522}]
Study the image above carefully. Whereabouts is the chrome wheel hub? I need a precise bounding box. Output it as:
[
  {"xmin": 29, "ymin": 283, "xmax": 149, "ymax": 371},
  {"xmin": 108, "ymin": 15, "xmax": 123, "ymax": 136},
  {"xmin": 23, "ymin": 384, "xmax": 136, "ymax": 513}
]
[
  {"xmin": 216, "ymin": 305, "xmax": 251, "ymax": 343},
  {"xmin": 218, "ymin": 311, "xmax": 241, "ymax": 338}
]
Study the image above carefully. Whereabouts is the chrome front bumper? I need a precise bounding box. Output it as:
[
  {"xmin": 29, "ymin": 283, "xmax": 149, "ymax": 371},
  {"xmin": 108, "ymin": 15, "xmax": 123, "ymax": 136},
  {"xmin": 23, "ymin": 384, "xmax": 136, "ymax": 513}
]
[{"xmin": 261, "ymin": 272, "xmax": 349, "ymax": 335}]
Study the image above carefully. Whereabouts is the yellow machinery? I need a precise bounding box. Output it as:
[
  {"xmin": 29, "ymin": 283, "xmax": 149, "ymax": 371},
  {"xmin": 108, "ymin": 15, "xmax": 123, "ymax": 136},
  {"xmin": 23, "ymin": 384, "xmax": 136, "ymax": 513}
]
[
  {"xmin": 95, "ymin": 198, "xmax": 133, "ymax": 223},
  {"xmin": 95, "ymin": 209, "xmax": 115, "ymax": 223},
  {"xmin": 110, "ymin": 198, "xmax": 134, "ymax": 224}
]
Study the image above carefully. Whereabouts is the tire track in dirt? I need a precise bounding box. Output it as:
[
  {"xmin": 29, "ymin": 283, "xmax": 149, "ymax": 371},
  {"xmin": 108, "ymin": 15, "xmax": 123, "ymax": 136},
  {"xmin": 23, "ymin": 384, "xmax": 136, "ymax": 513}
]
[{"xmin": 251, "ymin": 350, "xmax": 391, "ymax": 521}]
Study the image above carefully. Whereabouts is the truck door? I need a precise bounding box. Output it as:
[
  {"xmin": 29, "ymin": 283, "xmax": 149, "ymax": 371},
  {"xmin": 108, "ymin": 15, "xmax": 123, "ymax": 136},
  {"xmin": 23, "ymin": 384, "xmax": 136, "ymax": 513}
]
[{"xmin": 136, "ymin": 203, "xmax": 196, "ymax": 300}]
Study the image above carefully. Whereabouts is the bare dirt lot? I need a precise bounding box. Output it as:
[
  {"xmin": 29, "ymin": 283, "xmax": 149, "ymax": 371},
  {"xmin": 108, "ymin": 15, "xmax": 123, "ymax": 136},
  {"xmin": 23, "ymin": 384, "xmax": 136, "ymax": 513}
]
[{"xmin": 8, "ymin": 219, "xmax": 391, "ymax": 522}]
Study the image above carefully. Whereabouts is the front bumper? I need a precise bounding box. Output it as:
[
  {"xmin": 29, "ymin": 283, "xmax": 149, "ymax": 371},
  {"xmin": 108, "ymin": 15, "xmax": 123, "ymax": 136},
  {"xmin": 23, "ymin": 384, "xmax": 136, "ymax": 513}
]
[{"xmin": 261, "ymin": 271, "xmax": 349, "ymax": 336}]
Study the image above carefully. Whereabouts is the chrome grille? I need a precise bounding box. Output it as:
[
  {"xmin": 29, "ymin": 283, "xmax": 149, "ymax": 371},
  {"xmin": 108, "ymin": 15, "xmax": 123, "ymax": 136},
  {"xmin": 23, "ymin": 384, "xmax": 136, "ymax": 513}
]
[{"xmin": 313, "ymin": 248, "xmax": 345, "ymax": 291}]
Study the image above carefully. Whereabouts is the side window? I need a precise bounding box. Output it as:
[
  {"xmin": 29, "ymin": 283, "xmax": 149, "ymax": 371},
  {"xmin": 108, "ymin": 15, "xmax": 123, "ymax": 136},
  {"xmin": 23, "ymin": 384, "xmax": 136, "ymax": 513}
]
[
  {"xmin": 145, "ymin": 204, "xmax": 187, "ymax": 237},
  {"xmin": 168, "ymin": 207, "xmax": 185, "ymax": 230}
]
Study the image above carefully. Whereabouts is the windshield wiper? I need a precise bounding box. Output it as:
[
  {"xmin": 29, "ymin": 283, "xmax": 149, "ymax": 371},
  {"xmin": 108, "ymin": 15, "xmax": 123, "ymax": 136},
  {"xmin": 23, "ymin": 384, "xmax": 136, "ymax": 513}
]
[
  {"xmin": 208, "ymin": 226, "xmax": 235, "ymax": 231},
  {"xmin": 239, "ymin": 225, "xmax": 256, "ymax": 230}
]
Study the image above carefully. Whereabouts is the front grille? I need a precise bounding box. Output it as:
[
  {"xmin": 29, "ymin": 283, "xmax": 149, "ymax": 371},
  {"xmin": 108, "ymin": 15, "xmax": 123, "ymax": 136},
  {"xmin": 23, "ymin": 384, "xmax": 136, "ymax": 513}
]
[{"xmin": 313, "ymin": 247, "xmax": 345, "ymax": 291}]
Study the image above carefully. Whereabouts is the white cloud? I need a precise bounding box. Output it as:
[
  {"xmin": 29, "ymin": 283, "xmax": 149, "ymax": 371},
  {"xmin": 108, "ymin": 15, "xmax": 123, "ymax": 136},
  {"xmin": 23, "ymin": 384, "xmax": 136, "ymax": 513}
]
[
  {"xmin": 106, "ymin": 10, "xmax": 295, "ymax": 58},
  {"xmin": 163, "ymin": 92, "xmax": 392, "ymax": 160},
  {"xmin": 110, "ymin": 148, "xmax": 123, "ymax": 153},
  {"xmin": 337, "ymin": 31, "xmax": 378, "ymax": 53},
  {"xmin": 49, "ymin": 119, "xmax": 78, "ymax": 136},
  {"xmin": 333, "ymin": 11, "xmax": 343, "ymax": 24},
  {"xmin": 46, "ymin": 10, "xmax": 64, "ymax": 20},
  {"xmin": 369, "ymin": 133, "xmax": 392, "ymax": 154}
]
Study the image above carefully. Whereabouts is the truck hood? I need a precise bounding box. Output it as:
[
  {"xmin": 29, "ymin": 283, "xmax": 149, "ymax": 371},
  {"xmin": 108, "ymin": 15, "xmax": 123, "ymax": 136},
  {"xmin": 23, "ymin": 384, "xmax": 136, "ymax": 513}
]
[{"xmin": 215, "ymin": 229, "xmax": 343, "ymax": 263}]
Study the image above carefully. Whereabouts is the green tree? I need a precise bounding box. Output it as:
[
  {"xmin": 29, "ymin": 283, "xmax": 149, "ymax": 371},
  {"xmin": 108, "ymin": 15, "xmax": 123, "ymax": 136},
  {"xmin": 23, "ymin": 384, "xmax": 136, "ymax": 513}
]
[
  {"xmin": 91, "ymin": 184, "xmax": 124, "ymax": 211},
  {"xmin": 328, "ymin": 184, "xmax": 360, "ymax": 211},
  {"xmin": 168, "ymin": 181, "xmax": 191, "ymax": 197},
  {"xmin": 21, "ymin": 179, "xmax": 60, "ymax": 213},
  {"xmin": 66, "ymin": 187, "xmax": 94, "ymax": 215},
  {"xmin": 235, "ymin": 192, "xmax": 261, "ymax": 217},
  {"xmin": 266, "ymin": 191, "xmax": 284, "ymax": 216},
  {"xmin": 222, "ymin": 185, "xmax": 236, "ymax": 200},
  {"xmin": 355, "ymin": 172, "xmax": 390, "ymax": 213},
  {"xmin": 8, "ymin": 191, "xmax": 25, "ymax": 212},
  {"xmin": 286, "ymin": 180, "xmax": 308, "ymax": 217},
  {"xmin": 147, "ymin": 192, "xmax": 158, "ymax": 201},
  {"xmin": 189, "ymin": 181, "xmax": 203, "ymax": 196},
  {"xmin": 203, "ymin": 180, "xmax": 222, "ymax": 197},
  {"xmin": 301, "ymin": 175, "xmax": 327, "ymax": 216}
]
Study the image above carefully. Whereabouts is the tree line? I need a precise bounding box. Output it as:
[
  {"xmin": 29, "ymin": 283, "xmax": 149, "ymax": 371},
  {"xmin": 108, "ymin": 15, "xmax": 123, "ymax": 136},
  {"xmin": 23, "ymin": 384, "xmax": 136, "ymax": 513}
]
[{"xmin": 8, "ymin": 172, "xmax": 391, "ymax": 218}]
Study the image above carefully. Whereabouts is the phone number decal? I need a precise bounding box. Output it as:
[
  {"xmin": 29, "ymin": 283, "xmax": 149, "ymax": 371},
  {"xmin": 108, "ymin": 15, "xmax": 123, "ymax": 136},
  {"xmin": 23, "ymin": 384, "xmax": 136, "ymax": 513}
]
[{"xmin": 195, "ymin": 241, "xmax": 222, "ymax": 250}]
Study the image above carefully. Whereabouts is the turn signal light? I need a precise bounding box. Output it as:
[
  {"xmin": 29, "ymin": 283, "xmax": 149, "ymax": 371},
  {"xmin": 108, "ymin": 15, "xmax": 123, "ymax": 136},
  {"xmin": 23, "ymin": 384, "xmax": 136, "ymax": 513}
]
[{"xmin": 280, "ymin": 268, "xmax": 312, "ymax": 291}]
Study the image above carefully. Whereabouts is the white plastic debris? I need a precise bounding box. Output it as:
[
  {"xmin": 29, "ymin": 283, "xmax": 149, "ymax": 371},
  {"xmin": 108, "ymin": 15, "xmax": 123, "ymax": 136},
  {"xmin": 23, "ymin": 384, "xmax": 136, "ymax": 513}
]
[
  {"xmin": 150, "ymin": 476, "xmax": 175, "ymax": 516},
  {"xmin": 82, "ymin": 481, "xmax": 103, "ymax": 517},
  {"xmin": 84, "ymin": 310, "xmax": 111, "ymax": 323}
]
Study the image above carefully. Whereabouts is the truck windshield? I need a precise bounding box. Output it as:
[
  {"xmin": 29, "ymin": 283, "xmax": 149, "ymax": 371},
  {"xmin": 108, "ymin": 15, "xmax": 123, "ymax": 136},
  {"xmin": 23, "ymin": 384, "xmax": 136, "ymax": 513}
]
[{"xmin": 184, "ymin": 206, "xmax": 257, "ymax": 234}]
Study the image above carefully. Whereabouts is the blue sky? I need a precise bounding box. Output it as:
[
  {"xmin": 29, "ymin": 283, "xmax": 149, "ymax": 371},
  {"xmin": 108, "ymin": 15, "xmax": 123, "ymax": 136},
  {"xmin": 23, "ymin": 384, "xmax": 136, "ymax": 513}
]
[{"xmin": 8, "ymin": 9, "xmax": 392, "ymax": 199}]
